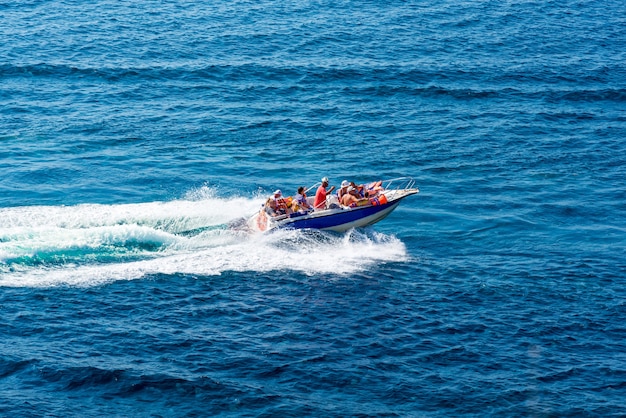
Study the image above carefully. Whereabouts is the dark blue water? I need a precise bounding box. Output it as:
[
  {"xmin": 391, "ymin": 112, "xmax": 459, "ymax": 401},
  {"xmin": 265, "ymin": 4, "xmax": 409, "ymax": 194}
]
[{"xmin": 2, "ymin": 0, "xmax": 626, "ymax": 415}]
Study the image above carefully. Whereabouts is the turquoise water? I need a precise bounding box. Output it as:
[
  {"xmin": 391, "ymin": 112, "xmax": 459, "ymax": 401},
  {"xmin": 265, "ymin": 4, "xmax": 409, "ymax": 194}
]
[{"xmin": 1, "ymin": 0, "xmax": 626, "ymax": 415}]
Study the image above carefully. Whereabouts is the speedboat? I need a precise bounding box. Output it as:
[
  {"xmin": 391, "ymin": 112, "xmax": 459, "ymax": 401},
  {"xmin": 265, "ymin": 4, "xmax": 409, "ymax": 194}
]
[{"xmin": 248, "ymin": 177, "xmax": 419, "ymax": 232}]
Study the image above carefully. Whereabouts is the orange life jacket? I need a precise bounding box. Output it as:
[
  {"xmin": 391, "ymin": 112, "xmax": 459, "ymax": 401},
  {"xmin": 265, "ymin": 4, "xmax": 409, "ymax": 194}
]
[
  {"xmin": 370, "ymin": 194, "xmax": 388, "ymax": 206},
  {"xmin": 275, "ymin": 197, "xmax": 288, "ymax": 211}
]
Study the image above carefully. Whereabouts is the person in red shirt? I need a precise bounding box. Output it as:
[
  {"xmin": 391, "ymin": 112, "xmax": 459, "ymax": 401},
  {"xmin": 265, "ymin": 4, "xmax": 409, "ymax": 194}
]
[{"xmin": 314, "ymin": 177, "xmax": 335, "ymax": 210}]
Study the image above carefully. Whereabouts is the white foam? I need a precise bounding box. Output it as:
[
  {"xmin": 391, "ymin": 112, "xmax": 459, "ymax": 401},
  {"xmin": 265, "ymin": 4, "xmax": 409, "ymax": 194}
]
[{"xmin": 0, "ymin": 193, "xmax": 407, "ymax": 288}]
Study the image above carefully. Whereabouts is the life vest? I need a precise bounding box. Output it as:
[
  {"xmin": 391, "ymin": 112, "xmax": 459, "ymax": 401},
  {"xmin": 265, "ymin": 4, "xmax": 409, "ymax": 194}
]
[
  {"xmin": 275, "ymin": 197, "xmax": 291, "ymax": 211},
  {"xmin": 369, "ymin": 194, "xmax": 388, "ymax": 206}
]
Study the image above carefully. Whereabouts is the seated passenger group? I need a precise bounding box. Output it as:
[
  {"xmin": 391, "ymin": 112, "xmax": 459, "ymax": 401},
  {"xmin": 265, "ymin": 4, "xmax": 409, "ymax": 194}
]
[
  {"xmin": 265, "ymin": 178, "xmax": 384, "ymax": 216},
  {"xmin": 337, "ymin": 179, "xmax": 383, "ymax": 201}
]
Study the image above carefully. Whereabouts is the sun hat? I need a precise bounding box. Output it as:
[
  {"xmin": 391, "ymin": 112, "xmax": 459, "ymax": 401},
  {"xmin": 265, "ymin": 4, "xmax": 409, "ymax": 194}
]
[
  {"xmin": 347, "ymin": 186, "xmax": 355, "ymax": 192},
  {"xmin": 273, "ymin": 189, "xmax": 282, "ymax": 195},
  {"xmin": 341, "ymin": 180, "xmax": 349, "ymax": 188},
  {"xmin": 321, "ymin": 177, "xmax": 329, "ymax": 183}
]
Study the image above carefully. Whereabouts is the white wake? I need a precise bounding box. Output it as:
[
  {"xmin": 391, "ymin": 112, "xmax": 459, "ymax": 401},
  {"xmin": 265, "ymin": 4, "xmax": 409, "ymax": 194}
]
[{"xmin": 0, "ymin": 188, "xmax": 407, "ymax": 288}]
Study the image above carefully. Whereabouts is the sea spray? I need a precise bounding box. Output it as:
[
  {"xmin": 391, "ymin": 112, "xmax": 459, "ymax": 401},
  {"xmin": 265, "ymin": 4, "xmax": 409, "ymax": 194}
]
[{"xmin": 1, "ymin": 194, "xmax": 406, "ymax": 287}]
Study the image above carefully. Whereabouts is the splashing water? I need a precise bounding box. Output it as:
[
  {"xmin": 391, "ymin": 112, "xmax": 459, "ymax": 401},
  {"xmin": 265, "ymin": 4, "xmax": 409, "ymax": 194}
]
[{"xmin": 0, "ymin": 190, "xmax": 407, "ymax": 288}]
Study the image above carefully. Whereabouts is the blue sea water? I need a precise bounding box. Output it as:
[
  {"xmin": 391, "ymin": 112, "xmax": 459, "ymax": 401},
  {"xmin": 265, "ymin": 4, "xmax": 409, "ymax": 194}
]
[{"xmin": 1, "ymin": 0, "xmax": 626, "ymax": 415}]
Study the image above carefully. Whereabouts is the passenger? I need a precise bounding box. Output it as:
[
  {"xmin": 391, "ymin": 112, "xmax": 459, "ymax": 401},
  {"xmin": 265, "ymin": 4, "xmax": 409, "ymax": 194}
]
[
  {"xmin": 272, "ymin": 189, "xmax": 292, "ymax": 216},
  {"xmin": 293, "ymin": 186, "xmax": 312, "ymax": 213},
  {"xmin": 337, "ymin": 180, "xmax": 350, "ymax": 201},
  {"xmin": 365, "ymin": 180, "xmax": 384, "ymax": 197},
  {"xmin": 314, "ymin": 177, "xmax": 336, "ymax": 210},
  {"xmin": 341, "ymin": 186, "xmax": 369, "ymax": 208},
  {"xmin": 349, "ymin": 181, "xmax": 366, "ymax": 198},
  {"xmin": 264, "ymin": 198, "xmax": 278, "ymax": 217},
  {"xmin": 349, "ymin": 180, "xmax": 383, "ymax": 198}
]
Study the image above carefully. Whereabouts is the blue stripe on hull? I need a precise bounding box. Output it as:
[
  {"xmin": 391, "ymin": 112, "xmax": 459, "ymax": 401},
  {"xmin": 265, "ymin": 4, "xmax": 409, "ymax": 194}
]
[{"xmin": 281, "ymin": 201, "xmax": 400, "ymax": 231}]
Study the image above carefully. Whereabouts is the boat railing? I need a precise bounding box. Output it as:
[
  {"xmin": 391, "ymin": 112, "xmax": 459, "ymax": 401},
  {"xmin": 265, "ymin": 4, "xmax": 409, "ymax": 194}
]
[
  {"xmin": 304, "ymin": 182, "xmax": 321, "ymax": 195},
  {"xmin": 303, "ymin": 178, "xmax": 417, "ymax": 211},
  {"xmin": 381, "ymin": 177, "xmax": 417, "ymax": 200}
]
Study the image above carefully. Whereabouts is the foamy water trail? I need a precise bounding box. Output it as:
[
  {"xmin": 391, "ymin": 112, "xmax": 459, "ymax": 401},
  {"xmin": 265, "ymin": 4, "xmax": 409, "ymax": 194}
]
[{"xmin": 0, "ymin": 190, "xmax": 407, "ymax": 287}]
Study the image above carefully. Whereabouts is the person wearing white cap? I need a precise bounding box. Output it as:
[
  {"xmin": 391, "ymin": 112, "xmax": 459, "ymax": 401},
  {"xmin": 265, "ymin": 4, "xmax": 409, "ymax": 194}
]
[
  {"xmin": 337, "ymin": 180, "xmax": 350, "ymax": 201},
  {"xmin": 272, "ymin": 189, "xmax": 292, "ymax": 216},
  {"xmin": 313, "ymin": 177, "xmax": 335, "ymax": 210}
]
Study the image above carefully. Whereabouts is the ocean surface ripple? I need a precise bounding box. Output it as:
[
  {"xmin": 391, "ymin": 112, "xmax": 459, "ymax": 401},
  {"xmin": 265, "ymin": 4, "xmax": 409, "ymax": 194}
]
[{"xmin": 1, "ymin": 0, "xmax": 625, "ymax": 416}]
